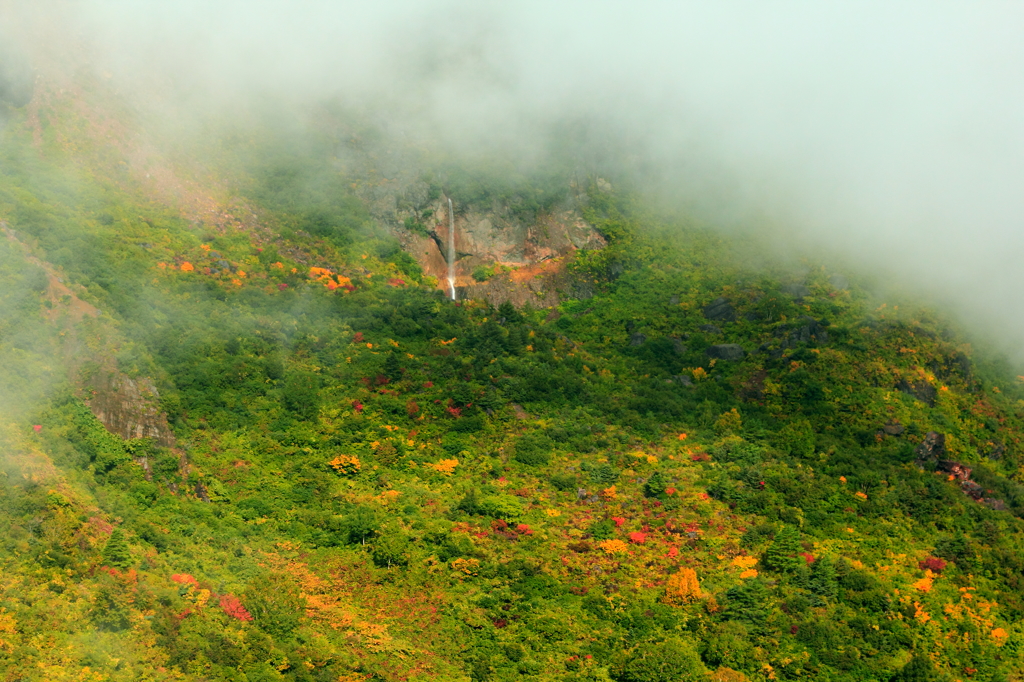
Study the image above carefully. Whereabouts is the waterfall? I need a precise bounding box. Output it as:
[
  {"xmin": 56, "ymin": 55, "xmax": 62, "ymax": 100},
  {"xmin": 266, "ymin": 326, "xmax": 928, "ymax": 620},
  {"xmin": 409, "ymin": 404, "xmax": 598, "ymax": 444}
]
[{"xmin": 446, "ymin": 197, "xmax": 457, "ymax": 301}]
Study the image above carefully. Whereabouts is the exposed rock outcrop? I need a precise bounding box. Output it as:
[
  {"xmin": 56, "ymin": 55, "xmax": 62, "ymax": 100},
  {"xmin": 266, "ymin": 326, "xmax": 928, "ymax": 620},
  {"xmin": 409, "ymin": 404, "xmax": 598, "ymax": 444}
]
[
  {"xmin": 703, "ymin": 297, "xmax": 736, "ymax": 322},
  {"xmin": 898, "ymin": 379, "xmax": 938, "ymax": 407},
  {"xmin": 386, "ymin": 190, "xmax": 605, "ymax": 307},
  {"xmin": 83, "ymin": 368, "xmax": 176, "ymax": 447},
  {"xmin": 882, "ymin": 422, "xmax": 905, "ymax": 436},
  {"xmin": 706, "ymin": 344, "xmax": 745, "ymax": 361},
  {"xmin": 915, "ymin": 431, "xmax": 946, "ymax": 462}
]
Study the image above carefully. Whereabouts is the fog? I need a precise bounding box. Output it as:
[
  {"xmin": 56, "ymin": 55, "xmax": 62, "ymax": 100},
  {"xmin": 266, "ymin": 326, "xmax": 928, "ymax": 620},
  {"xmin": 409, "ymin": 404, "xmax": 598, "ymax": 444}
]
[{"xmin": 5, "ymin": 1, "xmax": 1024, "ymax": 354}]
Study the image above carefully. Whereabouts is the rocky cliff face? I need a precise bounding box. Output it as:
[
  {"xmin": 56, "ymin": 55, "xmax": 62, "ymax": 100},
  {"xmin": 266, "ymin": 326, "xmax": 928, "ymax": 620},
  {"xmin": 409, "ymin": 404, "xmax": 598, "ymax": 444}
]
[
  {"xmin": 362, "ymin": 176, "xmax": 606, "ymax": 306},
  {"xmin": 83, "ymin": 369, "xmax": 176, "ymax": 447},
  {"xmin": 3, "ymin": 222, "xmax": 176, "ymax": 448}
]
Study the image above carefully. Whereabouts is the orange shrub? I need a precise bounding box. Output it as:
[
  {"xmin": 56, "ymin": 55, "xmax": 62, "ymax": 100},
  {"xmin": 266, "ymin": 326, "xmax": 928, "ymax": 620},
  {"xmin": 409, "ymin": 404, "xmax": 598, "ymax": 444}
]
[{"xmin": 663, "ymin": 568, "xmax": 701, "ymax": 605}]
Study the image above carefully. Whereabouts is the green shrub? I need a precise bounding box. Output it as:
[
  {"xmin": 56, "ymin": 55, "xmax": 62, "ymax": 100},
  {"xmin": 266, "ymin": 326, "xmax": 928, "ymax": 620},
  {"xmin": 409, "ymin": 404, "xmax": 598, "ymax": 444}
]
[
  {"xmin": 372, "ymin": 529, "xmax": 411, "ymax": 568},
  {"xmin": 616, "ymin": 637, "xmax": 707, "ymax": 682},
  {"xmin": 101, "ymin": 528, "xmax": 132, "ymax": 569},
  {"xmin": 550, "ymin": 472, "xmax": 578, "ymax": 492},
  {"xmin": 478, "ymin": 495, "xmax": 524, "ymax": 521},
  {"xmin": 762, "ymin": 526, "xmax": 802, "ymax": 573},
  {"xmin": 773, "ymin": 418, "xmax": 816, "ymax": 457},
  {"xmin": 643, "ymin": 471, "xmax": 667, "ymax": 499}
]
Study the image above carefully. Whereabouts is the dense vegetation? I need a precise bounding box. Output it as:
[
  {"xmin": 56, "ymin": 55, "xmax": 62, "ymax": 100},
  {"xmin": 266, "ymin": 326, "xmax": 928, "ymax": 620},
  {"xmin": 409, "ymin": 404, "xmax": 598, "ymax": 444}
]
[{"xmin": 1, "ymin": 89, "xmax": 1024, "ymax": 682}]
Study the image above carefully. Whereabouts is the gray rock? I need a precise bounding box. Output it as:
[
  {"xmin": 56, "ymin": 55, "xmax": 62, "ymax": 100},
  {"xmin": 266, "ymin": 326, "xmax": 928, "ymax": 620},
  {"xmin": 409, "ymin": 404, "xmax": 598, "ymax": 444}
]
[
  {"xmin": 672, "ymin": 374, "xmax": 694, "ymax": 386},
  {"xmin": 703, "ymin": 297, "xmax": 736, "ymax": 322},
  {"xmin": 782, "ymin": 283, "xmax": 811, "ymax": 298},
  {"xmin": 629, "ymin": 333, "xmax": 647, "ymax": 347},
  {"xmin": 961, "ymin": 480, "xmax": 984, "ymax": 500},
  {"xmin": 670, "ymin": 295, "xmax": 680, "ymax": 305},
  {"xmin": 897, "ymin": 379, "xmax": 937, "ymax": 407},
  {"xmin": 882, "ymin": 422, "xmax": 905, "ymax": 436},
  {"xmin": 829, "ymin": 274, "xmax": 850, "ymax": 290},
  {"xmin": 699, "ymin": 324, "xmax": 723, "ymax": 335},
  {"xmin": 915, "ymin": 431, "xmax": 945, "ymax": 461},
  {"xmin": 984, "ymin": 498, "xmax": 1007, "ymax": 511},
  {"xmin": 706, "ymin": 344, "xmax": 745, "ymax": 361},
  {"xmin": 671, "ymin": 337, "xmax": 687, "ymax": 354}
]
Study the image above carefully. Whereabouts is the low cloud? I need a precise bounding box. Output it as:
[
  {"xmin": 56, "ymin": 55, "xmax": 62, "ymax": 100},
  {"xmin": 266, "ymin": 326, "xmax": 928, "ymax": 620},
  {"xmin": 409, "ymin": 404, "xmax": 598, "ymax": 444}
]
[{"xmin": 6, "ymin": 1, "xmax": 1024, "ymax": 354}]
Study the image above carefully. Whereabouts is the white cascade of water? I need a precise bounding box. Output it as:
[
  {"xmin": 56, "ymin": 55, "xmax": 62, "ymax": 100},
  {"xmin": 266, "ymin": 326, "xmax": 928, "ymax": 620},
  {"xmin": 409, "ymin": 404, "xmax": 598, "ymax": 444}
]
[{"xmin": 446, "ymin": 197, "xmax": 457, "ymax": 301}]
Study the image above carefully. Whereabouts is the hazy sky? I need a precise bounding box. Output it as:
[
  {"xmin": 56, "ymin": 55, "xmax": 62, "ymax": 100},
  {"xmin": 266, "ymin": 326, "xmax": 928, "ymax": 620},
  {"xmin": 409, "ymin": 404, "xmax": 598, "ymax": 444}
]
[{"xmin": 8, "ymin": 1, "xmax": 1024, "ymax": 353}]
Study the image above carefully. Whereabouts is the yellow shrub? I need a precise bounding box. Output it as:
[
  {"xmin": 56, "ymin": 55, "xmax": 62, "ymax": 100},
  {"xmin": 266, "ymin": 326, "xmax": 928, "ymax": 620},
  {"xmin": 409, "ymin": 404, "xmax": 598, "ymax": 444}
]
[
  {"xmin": 429, "ymin": 458, "xmax": 459, "ymax": 475},
  {"xmin": 663, "ymin": 568, "xmax": 701, "ymax": 605},
  {"xmin": 598, "ymin": 539, "xmax": 630, "ymax": 555},
  {"xmin": 715, "ymin": 408, "xmax": 742, "ymax": 436},
  {"xmin": 329, "ymin": 454, "xmax": 361, "ymax": 476},
  {"xmin": 731, "ymin": 556, "xmax": 758, "ymax": 570},
  {"xmin": 912, "ymin": 571, "xmax": 934, "ymax": 592},
  {"xmin": 451, "ymin": 558, "xmax": 480, "ymax": 575}
]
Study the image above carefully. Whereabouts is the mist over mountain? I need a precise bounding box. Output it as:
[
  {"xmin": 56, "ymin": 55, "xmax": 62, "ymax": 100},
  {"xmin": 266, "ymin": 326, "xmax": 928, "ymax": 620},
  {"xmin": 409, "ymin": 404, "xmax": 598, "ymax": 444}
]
[
  {"xmin": 3, "ymin": 4, "xmax": 1024, "ymax": 681},
  {"xmin": 11, "ymin": 1, "xmax": 1016, "ymax": 354}
]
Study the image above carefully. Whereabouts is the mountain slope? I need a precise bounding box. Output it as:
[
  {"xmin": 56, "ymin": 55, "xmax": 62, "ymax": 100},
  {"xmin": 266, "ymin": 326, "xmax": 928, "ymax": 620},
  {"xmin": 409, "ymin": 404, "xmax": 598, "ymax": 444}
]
[{"xmin": 0, "ymin": 67, "xmax": 1023, "ymax": 682}]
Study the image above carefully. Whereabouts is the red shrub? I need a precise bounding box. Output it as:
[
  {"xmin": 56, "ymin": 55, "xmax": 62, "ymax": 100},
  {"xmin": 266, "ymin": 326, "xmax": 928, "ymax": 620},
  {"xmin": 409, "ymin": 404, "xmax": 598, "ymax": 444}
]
[
  {"xmin": 171, "ymin": 573, "xmax": 199, "ymax": 587},
  {"xmin": 219, "ymin": 594, "xmax": 254, "ymax": 621},
  {"xmin": 628, "ymin": 532, "xmax": 647, "ymax": 544},
  {"xmin": 918, "ymin": 556, "xmax": 947, "ymax": 573}
]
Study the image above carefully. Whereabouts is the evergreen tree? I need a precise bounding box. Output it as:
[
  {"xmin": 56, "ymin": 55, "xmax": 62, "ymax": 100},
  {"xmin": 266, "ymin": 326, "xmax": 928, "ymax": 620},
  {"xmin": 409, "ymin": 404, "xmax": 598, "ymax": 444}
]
[
  {"xmin": 810, "ymin": 554, "xmax": 839, "ymax": 601},
  {"xmin": 725, "ymin": 578, "xmax": 770, "ymax": 629},
  {"xmin": 371, "ymin": 530, "xmax": 411, "ymax": 568},
  {"xmin": 475, "ymin": 319, "xmax": 506, "ymax": 359},
  {"xmin": 101, "ymin": 528, "xmax": 132, "ymax": 570},
  {"xmin": 506, "ymin": 326, "xmax": 526, "ymax": 355},
  {"xmin": 890, "ymin": 653, "xmax": 939, "ymax": 682},
  {"xmin": 383, "ymin": 351, "xmax": 403, "ymax": 381},
  {"xmin": 498, "ymin": 300, "xmax": 522, "ymax": 324},
  {"xmin": 618, "ymin": 637, "xmax": 707, "ymax": 682},
  {"xmin": 643, "ymin": 471, "xmax": 667, "ymax": 499},
  {"xmin": 763, "ymin": 526, "xmax": 802, "ymax": 573}
]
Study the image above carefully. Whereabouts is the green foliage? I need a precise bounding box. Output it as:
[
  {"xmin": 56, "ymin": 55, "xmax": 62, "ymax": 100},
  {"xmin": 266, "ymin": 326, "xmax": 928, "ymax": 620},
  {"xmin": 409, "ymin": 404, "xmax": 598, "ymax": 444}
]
[
  {"xmin": 616, "ymin": 637, "xmax": 706, "ymax": 682},
  {"xmin": 643, "ymin": 471, "xmax": 668, "ymax": 499},
  {"xmin": 101, "ymin": 528, "xmax": 132, "ymax": 569},
  {"xmin": 478, "ymin": 495, "xmax": 524, "ymax": 521},
  {"xmin": 890, "ymin": 654, "xmax": 941, "ymax": 682},
  {"xmin": 773, "ymin": 418, "xmax": 816, "ymax": 457},
  {"xmin": 281, "ymin": 370, "xmax": 320, "ymax": 420},
  {"xmin": 763, "ymin": 526, "xmax": 803, "ymax": 573},
  {"xmin": 372, "ymin": 528, "xmax": 411, "ymax": 568},
  {"xmin": 340, "ymin": 506, "xmax": 379, "ymax": 544},
  {"xmin": 550, "ymin": 472, "xmax": 579, "ymax": 492},
  {"xmin": 245, "ymin": 574, "xmax": 304, "ymax": 638},
  {"xmin": 725, "ymin": 578, "xmax": 771, "ymax": 629},
  {"xmin": 810, "ymin": 554, "xmax": 839, "ymax": 602},
  {"xmin": 583, "ymin": 461, "xmax": 620, "ymax": 485},
  {"xmin": 3, "ymin": 103, "xmax": 1024, "ymax": 682},
  {"xmin": 472, "ymin": 264, "xmax": 495, "ymax": 282},
  {"xmin": 513, "ymin": 433, "xmax": 552, "ymax": 466}
]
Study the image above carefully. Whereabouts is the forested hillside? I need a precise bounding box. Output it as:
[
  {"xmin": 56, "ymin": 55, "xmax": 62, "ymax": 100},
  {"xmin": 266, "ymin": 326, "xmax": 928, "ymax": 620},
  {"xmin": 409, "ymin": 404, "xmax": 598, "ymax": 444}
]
[{"xmin": 1, "ymin": 66, "xmax": 1024, "ymax": 682}]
